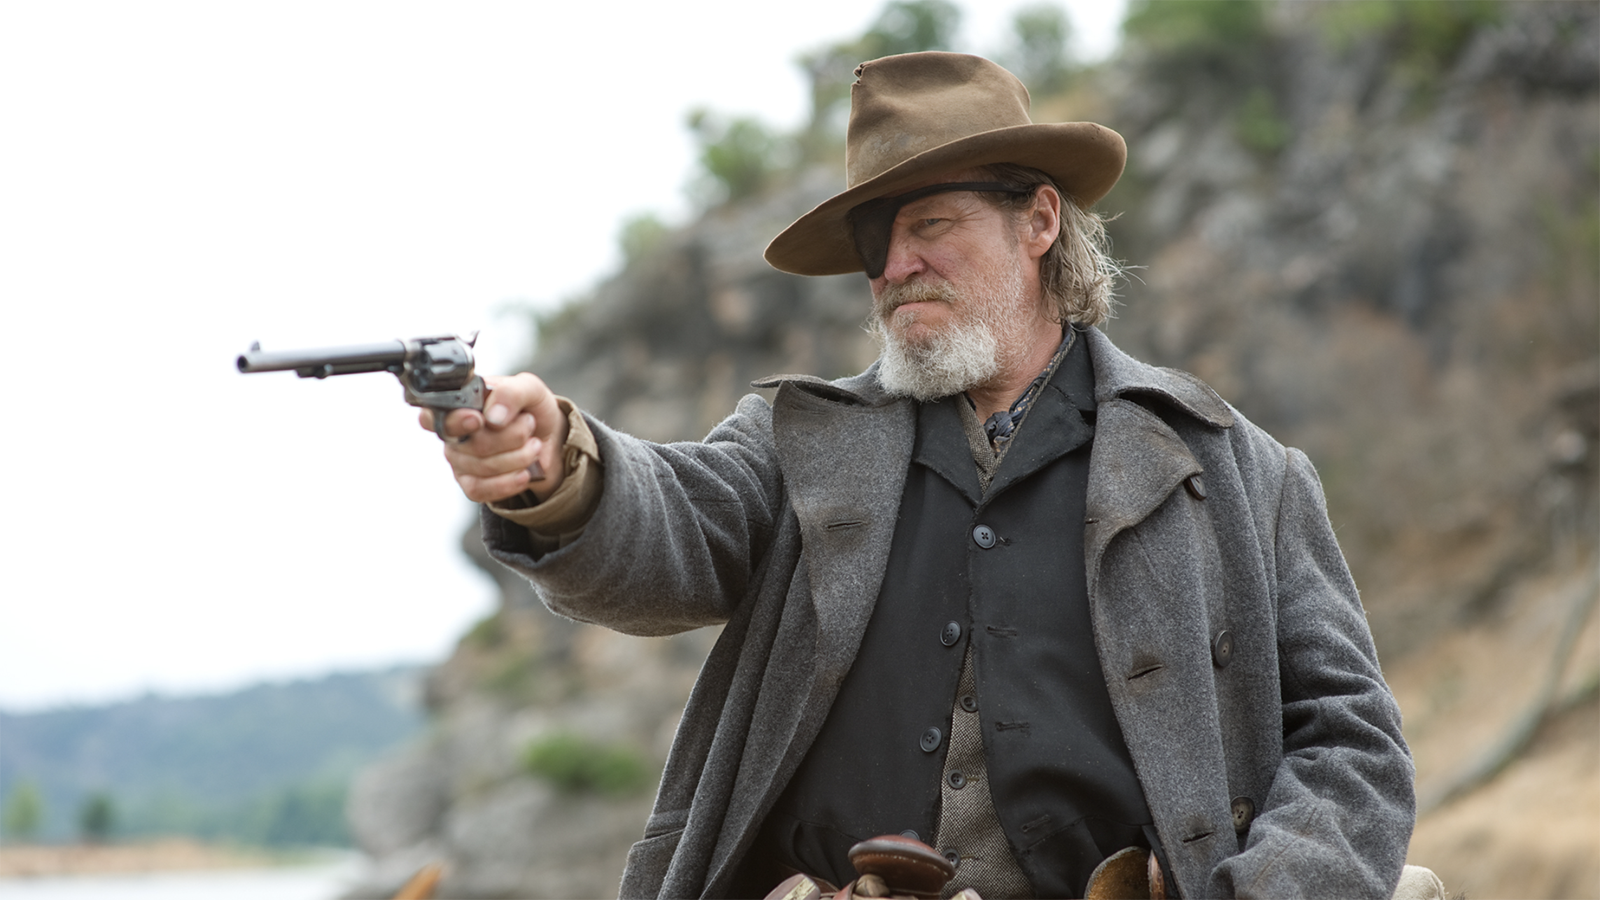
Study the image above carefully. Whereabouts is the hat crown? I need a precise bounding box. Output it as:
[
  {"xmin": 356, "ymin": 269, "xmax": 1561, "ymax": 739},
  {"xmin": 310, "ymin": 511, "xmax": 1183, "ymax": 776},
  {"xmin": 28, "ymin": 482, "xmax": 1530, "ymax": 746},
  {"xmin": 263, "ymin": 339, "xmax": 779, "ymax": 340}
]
[
  {"xmin": 847, "ymin": 52, "xmax": 1034, "ymax": 188},
  {"xmin": 763, "ymin": 52, "xmax": 1123, "ymax": 277}
]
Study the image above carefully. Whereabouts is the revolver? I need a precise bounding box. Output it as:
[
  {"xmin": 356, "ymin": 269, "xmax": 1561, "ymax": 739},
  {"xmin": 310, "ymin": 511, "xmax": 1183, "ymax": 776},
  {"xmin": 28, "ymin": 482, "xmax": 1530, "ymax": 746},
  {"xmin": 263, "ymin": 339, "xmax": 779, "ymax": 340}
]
[{"xmin": 237, "ymin": 333, "xmax": 488, "ymax": 442}]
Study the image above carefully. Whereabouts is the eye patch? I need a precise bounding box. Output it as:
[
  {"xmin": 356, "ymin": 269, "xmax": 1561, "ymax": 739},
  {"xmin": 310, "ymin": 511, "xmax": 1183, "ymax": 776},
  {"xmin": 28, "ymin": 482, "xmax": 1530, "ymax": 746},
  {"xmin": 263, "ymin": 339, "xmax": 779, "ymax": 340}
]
[{"xmin": 847, "ymin": 181, "xmax": 1034, "ymax": 278}]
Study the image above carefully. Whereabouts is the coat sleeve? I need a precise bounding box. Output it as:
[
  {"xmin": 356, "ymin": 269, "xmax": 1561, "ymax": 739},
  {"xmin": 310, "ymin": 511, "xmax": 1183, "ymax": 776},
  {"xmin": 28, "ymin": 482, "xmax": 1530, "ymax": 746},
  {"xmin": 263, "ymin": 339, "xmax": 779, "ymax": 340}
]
[
  {"xmin": 480, "ymin": 392, "xmax": 785, "ymax": 637},
  {"xmin": 1209, "ymin": 447, "xmax": 1415, "ymax": 899}
]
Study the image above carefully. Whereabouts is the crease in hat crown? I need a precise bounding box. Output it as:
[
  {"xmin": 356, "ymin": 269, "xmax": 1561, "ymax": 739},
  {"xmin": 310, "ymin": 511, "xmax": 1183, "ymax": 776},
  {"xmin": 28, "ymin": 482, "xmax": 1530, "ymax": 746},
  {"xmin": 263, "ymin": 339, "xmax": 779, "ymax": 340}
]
[
  {"xmin": 845, "ymin": 52, "xmax": 1033, "ymax": 188},
  {"xmin": 765, "ymin": 51, "xmax": 1126, "ymax": 277}
]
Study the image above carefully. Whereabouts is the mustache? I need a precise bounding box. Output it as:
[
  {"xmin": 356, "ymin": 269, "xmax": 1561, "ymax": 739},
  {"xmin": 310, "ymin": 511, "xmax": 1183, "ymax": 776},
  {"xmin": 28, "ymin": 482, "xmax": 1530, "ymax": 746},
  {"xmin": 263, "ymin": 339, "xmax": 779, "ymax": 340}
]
[{"xmin": 874, "ymin": 279, "xmax": 959, "ymax": 320}]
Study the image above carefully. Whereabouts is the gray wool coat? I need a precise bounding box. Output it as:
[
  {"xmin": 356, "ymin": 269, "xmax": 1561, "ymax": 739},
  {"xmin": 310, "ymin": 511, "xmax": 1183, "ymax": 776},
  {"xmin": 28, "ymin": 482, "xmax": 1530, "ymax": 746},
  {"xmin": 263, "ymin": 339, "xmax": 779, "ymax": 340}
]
[{"xmin": 483, "ymin": 327, "xmax": 1415, "ymax": 900}]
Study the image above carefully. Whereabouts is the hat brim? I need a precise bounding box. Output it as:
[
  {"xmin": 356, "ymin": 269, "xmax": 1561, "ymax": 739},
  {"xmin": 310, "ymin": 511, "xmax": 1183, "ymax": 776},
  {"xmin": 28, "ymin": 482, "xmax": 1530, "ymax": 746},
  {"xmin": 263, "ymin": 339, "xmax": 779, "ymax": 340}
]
[{"xmin": 764, "ymin": 121, "xmax": 1126, "ymax": 277}]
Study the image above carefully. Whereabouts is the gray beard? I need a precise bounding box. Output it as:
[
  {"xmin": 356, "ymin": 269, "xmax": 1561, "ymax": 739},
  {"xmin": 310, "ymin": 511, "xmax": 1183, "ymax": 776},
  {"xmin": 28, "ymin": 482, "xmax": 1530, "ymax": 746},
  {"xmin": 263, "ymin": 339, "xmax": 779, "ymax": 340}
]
[
  {"xmin": 868, "ymin": 269, "xmax": 1027, "ymax": 401},
  {"xmin": 870, "ymin": 312, "xmax": 1001, "ymax": 401}
]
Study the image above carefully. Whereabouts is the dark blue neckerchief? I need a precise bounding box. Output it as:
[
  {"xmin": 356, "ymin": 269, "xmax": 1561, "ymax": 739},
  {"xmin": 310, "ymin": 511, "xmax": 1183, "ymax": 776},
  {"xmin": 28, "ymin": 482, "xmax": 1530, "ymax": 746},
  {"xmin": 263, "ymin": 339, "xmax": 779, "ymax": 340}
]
[{"xmin": 975, "ymin": 329, "xmax": 1074, "ymax": 450}]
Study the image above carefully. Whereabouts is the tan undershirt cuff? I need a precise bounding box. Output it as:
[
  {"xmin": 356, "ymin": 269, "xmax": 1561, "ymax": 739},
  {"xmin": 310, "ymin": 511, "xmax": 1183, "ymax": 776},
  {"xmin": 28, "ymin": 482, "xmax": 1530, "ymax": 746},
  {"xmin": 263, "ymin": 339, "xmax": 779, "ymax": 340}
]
[{"xmin": 485, "ymin": 397, "xmax": 603, "ymax": 548}]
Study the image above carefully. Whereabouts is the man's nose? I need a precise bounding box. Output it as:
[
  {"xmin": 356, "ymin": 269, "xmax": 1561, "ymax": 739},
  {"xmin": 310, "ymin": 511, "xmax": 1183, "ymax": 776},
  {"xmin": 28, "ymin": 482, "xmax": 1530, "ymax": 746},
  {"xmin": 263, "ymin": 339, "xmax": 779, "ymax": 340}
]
[{"xmin": 879, "ymin": 231, "xmax": 926, "ymax": 284}]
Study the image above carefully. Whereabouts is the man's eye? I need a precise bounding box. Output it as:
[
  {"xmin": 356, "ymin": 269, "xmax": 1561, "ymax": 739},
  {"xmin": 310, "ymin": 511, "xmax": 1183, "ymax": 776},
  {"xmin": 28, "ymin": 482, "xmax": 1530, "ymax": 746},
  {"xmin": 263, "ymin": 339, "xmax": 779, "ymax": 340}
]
[{"xmin": 922, "ymin": 218, "xmax": 943, "ymax": 227}]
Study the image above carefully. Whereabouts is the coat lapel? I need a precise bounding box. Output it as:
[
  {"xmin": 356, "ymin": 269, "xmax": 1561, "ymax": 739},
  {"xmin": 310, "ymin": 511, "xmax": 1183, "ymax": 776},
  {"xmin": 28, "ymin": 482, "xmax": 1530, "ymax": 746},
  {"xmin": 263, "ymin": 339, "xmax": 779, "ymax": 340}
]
[
  {"xmin": 767, "ymin": 369, "xmax": 916, "ymax": 690},
  {"xmin": 1083, "ymin": 399, "xmax": 1202, "ymax": 595},
  {"xmin": 698, "ymin": 371, "xmax": 914, "ymax": 896},
  {"xmin": 1080, "ymin": 327, "xmax": 1234, "ymax": 597}
]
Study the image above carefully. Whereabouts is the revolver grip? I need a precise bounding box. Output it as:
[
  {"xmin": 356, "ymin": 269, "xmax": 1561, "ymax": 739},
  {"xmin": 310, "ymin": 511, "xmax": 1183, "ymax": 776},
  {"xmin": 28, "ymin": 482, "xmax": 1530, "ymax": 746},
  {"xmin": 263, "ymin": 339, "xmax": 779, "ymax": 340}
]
[
  {"xmin": 411, "ymin": 375, "xmax": 547, "ymax": 480},
  {"xmin": 406, "ymin": 376, "xmax": 488, "ymax": 441}
]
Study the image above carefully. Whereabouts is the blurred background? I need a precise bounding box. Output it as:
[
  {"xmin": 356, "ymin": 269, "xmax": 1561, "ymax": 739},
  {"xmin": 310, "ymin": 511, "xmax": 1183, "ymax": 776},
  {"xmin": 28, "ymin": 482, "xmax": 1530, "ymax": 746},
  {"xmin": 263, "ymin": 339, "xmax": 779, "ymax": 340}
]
[{"xmin": 1, "ymin": 1, "xmax": 1595, "ymax": 898}]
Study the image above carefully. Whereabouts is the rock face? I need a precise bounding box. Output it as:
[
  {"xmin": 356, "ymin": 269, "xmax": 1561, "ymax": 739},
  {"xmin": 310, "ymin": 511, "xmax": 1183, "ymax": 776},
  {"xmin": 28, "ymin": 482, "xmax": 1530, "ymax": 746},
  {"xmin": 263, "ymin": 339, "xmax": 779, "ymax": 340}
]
[
  {"xmin": 345, "ymin": 4, "xmax": 1598, "ymax": 897},
  {"xmin": 1095, "ymin": 1, "xmax": 1598, "ymax": 655}
]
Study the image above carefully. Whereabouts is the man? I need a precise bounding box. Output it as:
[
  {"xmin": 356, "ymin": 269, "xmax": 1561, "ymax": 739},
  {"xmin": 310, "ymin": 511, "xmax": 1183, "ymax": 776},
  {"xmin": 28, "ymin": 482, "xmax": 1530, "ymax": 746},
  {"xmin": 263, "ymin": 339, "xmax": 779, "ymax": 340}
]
[{"xmin": 426, "ymin": 53, "xmax": 1417, "ymax": 899}]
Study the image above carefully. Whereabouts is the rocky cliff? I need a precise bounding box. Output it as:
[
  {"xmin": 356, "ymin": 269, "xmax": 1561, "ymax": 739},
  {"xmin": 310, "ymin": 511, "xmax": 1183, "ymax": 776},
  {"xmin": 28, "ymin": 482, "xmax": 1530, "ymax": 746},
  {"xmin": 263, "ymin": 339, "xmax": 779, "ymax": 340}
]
[{"xmin": 345, "ymin": 4, "xmax": 1598, "ymax": 897}]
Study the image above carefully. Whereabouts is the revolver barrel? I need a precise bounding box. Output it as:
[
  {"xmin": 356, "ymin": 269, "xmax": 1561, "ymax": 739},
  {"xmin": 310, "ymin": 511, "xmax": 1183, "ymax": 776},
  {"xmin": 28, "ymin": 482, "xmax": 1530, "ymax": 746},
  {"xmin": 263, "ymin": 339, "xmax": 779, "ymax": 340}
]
[
  {"xmin": 236, "ymin": 341, "xmax": 408, "ymax": 378},
  {"xmin": 237, "ymin": 334, "xmax": 488, "ymax": 442}
]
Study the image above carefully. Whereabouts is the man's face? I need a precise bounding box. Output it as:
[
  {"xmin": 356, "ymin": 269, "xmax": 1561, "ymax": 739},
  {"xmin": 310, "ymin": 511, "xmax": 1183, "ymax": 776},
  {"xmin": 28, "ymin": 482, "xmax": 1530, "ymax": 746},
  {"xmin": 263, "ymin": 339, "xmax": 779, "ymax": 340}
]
[{"xmin": 866, "ymin": 174, "xmax": 1044, "ymax": 400}]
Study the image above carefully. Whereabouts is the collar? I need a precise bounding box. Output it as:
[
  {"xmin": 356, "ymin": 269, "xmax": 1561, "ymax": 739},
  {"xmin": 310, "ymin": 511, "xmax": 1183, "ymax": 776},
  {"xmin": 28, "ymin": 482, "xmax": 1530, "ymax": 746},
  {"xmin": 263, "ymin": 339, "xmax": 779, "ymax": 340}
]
[
  {"xmin": 753, "ymin": 327, "xmax": 1234, "ymax": 431},
  {"xmin": 972, "ymin": 326, "xmax": 1076, "ymax": 450},
  {"xmin": 1082, "ymin": 327, "xmax": 1234, "ymax": 429},
  {"xmin": 918, "ymin": 330, "xmax": 1096, "ymax": 505}
]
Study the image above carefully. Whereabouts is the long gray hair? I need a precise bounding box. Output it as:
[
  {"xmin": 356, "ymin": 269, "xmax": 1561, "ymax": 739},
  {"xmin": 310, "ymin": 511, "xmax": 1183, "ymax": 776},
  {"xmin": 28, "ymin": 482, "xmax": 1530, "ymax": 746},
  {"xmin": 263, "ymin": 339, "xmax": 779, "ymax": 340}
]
[{"xmin": 980, "ymin": 163, "xmax": 1124, "ymax": 327}]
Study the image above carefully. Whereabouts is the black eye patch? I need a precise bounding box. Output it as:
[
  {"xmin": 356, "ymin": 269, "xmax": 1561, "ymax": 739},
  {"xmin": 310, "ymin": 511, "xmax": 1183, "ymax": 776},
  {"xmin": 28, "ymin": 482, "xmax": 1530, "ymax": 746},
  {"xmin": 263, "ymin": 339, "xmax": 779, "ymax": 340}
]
[{"xmin": 847, "ymin": 181, "xmax": 1034, "ymax": 278}]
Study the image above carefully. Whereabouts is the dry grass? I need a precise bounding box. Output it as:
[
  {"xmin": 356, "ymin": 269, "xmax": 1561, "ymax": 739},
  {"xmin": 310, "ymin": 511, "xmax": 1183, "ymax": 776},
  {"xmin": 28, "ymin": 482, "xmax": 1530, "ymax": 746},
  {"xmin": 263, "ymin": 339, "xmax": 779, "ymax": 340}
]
[
  {"xmin": 1407, "ymin": 700, "xmax": 1599, "ymax": 899},
  {"xmin": 1392, "ymin": 555, "xmax": 1600, "ymax": 899},
  {"xmin": 0, "ymin": 837, "xmax": 279, "ymax": 878}
]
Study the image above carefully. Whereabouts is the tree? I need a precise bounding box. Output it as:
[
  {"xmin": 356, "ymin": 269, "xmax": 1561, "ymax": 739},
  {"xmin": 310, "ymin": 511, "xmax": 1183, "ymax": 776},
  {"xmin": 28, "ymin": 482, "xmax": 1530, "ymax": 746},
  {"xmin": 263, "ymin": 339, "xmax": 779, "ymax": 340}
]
[
  {"xmin": 685, "ymin": 108, "xmax": 792, "ymax": 205},
  {"xmin": 617, "ymin": 212, "xmax": 670, "ymax": 266},
  {"xmin": 255, "ymin": 782, "xmax": 350, "ymax": 847},
  {"xmin": 1007, "ymin": 4, "xmax": 1074, "ymax": 95},
  {"xmin": 1121, "ymin": 0, "xmax": 1268, "ymax": 60},
  {"xmin": 78, "ymin": 791, "xmax": 115, "ymax": 843},
  {"xmin": 2, "ymin": 781, "xmax": 44, "ymax": 840},
  {"xmin": 796, "ymin": 0, "xmax": 963, "ymax": 153}
]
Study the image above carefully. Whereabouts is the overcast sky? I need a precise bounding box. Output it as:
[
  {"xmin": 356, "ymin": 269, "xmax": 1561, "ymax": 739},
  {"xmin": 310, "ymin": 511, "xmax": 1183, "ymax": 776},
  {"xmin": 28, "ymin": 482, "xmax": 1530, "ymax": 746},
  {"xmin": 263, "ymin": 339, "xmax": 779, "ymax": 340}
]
[{"xmin": 0, "ymin": 0, "xmax": 1127, "ymax": 711}]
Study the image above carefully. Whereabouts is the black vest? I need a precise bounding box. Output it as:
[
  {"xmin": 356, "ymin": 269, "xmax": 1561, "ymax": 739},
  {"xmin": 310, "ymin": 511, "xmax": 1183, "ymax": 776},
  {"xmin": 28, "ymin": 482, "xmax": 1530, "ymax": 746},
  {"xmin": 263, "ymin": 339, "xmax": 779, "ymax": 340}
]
[{"xmin": 746, "ymin": 340, "xmax": 1155, "ymax": 899}]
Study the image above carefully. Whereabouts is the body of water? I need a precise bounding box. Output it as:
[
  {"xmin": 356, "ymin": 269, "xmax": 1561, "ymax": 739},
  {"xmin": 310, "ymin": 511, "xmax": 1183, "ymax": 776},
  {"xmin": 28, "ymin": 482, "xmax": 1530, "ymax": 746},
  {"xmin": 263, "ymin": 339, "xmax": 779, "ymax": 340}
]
[{"xmin": 0, "ymin": 858, "xmax": 358, "ymax": 899}]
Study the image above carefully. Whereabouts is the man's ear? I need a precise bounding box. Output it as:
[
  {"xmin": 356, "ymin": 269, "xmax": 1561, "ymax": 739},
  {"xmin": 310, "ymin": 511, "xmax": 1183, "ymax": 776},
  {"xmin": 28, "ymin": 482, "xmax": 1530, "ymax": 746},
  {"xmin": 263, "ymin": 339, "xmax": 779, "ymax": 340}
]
[{"xmin": 1025, "ymin": 185, "xmax": 1062, "ymax": 260}]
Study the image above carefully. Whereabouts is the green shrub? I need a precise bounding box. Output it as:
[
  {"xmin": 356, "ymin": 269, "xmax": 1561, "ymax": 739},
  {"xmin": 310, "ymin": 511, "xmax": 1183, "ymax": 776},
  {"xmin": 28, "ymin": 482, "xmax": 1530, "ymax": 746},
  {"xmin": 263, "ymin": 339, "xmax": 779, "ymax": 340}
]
[
  {"xmin": 78, "ymin": 791, "xmax": 115, "ymax": 843},
  {"xmin": 618, "ymin": 212, "xmax": 670, "ymax": 266},
  {"xmin": 1123, "ymin": 0, "xmax": 1269, "ymax": 56},
  {"xmin": 483, "ymin": 653, "xmax": 537, "ymax": 701},
  {"xmin": 522, "ymin": 733, "xmax": 649, "ymax": 796},
  {"xmin": 1007, "ymin": 3, "xmax": 1074, "ymax": 95},
  {"xmin": 1315, "ymin": 0, "xmax": 1502, "ymax": 85},
  {"xmin": 250, "ymin": 782, "xmax": 349, "ymax": 847},
  {"xmin": 686, "ymin": 109, "xmax": 793, "ymax": 205},
  {"xmin": 1236, "ymin": 87, "xmax": 1291, "ymax": 156},
  {"xmin": 2, "ymin": 781, "xmax": 44, "ymax": 840},
  {"xmin": 463, "ymin": 611, "xmax": 506, "ymax": 649}
]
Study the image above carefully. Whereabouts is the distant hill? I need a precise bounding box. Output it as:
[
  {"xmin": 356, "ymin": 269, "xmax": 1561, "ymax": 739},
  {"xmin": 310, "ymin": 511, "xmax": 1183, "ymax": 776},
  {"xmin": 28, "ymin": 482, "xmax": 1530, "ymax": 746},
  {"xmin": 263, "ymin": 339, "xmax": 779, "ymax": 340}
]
[{"xmin": 0, "ymin": 665, "xmax": 426, "ymax": 846}]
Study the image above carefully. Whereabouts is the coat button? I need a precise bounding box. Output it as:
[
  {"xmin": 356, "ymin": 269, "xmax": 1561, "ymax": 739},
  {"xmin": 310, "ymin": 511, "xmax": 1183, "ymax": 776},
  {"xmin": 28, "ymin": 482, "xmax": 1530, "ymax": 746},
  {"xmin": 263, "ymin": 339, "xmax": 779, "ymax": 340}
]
[
  {"xmin": 959, "ymin": 693, "xmax": 979, "ymax": 713},
  {"xmin": 941, "ymin": 621, "xmax": 963, "ymax": 647},
  {"xmin": 1185, "ymin": 474, "xmax": 1207, "ymax": 500},
  {"xmin": 971, "ymin": 524, "xmax": 997, "ymax": 548},
  {"xmin": 1231, "ymin": 796, "xmax": 1256, "ymax": 833},
  {"xmin": 1212, "ymin": 630, "xmax": 1235, "ymax": 667},
  {"xmin": 920, "ymin": 727, "xmax": 942, "ymax": 753},
  {"xmin": 947, "ymin": 771, "xmax": 967, "ymax": 790}
]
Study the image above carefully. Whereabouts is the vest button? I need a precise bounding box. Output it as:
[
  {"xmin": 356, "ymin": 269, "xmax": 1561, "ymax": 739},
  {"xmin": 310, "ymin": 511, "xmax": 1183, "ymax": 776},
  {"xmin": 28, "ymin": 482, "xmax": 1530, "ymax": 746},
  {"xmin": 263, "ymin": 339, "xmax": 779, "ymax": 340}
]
[
  {"xmin": 920, "ymin": 727, "xmax": 942, "ymax": 753},
  {"xmin": 941, "ymin": 621, "xmax": 963, "ymax": 647},
  {"xmin": 971, "ymin": 524, "xmax": 997, "ymax": 548},
  {"xmin": 959, "ymin": 693, "xmax": 978, "ymax": 713},
  {"xmin": 1212, "ymin": 630, "xmax": 1235, "ymax": 668},
  {"xmin": 1231, "ymin": 796, "xmax": 1256, "ymax": 833},
  {"xmin": 947, "ymin": 771, "xmax": 967, "ymax": 790},
  {"xmin": 900, "ymin": 830, "xmax": 920, "ymax": 841}
]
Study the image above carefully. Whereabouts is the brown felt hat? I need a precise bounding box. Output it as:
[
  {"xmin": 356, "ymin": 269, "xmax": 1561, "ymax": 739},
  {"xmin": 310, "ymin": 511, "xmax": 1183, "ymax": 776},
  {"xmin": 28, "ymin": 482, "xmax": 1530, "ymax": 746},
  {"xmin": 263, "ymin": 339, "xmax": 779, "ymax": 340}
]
[{"xmin": 764, "ymin": 52, "xmax": 1126, "ymax": 277}]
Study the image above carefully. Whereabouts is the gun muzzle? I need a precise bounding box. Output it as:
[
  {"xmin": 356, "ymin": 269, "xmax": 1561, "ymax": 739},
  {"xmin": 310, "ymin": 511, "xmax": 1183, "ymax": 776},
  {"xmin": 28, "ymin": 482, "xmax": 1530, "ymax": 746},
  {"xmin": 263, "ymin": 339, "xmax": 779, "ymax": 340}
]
[{"xmin": 236, "ymin": 340, "xmax": 408, "ymax": 378}]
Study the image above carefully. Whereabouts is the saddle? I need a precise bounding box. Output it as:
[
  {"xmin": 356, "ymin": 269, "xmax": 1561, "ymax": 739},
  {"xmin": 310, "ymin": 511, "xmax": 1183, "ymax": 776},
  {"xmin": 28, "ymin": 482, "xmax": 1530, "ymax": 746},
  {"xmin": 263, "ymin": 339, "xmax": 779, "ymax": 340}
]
[{"xmin": 760, "ymin": 834, "xmax": 1166, "ymax": 900}]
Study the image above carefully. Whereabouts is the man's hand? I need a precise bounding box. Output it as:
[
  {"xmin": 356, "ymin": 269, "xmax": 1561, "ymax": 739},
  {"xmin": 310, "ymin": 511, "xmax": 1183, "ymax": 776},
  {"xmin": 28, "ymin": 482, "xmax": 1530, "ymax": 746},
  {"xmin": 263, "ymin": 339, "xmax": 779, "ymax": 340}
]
[{"xmin": 419, "ymin": 373, "xmax": 569, "ymax": 503}]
